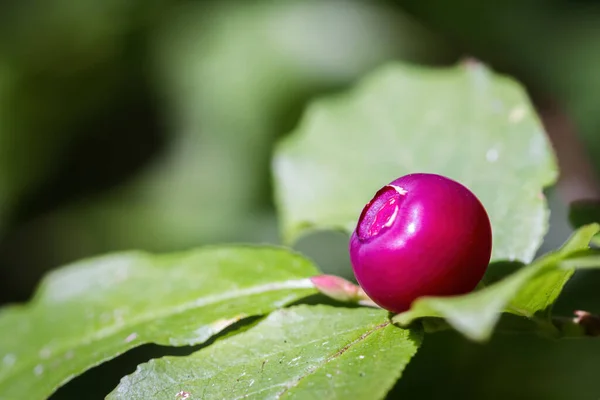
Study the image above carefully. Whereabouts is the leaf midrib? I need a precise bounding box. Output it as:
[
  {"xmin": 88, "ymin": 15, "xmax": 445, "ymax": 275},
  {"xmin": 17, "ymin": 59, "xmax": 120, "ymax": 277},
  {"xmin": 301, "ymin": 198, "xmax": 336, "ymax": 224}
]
[
  {"xmin": 0, "ymin": 278, "xmax": 315, "ymax": 395},
  {"xmin": 140, "ymin": 323, "xmax": 385, "ymax": 399},
  {"xmin": 275, "ymin": 320, "xmax": 390, "ymax": 399}
]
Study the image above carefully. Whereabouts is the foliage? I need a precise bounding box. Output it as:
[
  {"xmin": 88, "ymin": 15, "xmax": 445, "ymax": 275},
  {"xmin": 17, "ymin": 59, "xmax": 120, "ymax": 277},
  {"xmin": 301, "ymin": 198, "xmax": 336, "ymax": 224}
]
[
  {"xmin": 108, "ymin": 306, "xmax": 421, "ymax": 400},
  {"xmin": 274, "ymin": 61, "xmax": 557, "ymax": 263},
  {"xmin": 1, "ymin": 59, "xmax": 599, "ymax": 399},
  {"xmin": 1, "ymin": 1, "xmax": 600, "ymax": 399},
  {"xmin": 0, "ymin": 247, "xmax": 317, "ymax": 399}
]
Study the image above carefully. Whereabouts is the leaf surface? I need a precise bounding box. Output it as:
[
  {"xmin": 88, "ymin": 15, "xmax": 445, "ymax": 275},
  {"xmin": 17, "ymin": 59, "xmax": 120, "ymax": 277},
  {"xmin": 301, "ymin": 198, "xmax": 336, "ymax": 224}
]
[
  {"xmin": 274, "ymin": 61, "xmax": 557, "ymax": 263},
  {"xmin": 109, "ymin": 305, "xmax": 421, "ymax": 400},
  {"xmin": 0, "ymin": 247, "xmax": 318, "ymax": 400}
]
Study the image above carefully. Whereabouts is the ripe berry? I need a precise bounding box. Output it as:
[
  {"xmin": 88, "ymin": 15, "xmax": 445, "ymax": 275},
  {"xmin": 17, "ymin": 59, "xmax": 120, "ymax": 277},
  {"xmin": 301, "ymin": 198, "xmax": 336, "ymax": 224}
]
[{"xmin": 349, "ymin": 173, "xmax": 492, "ymax": 313}]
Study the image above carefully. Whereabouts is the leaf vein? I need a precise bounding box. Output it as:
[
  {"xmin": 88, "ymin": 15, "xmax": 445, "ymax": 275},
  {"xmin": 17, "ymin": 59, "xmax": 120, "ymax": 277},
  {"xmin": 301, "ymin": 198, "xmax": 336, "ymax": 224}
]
[
  {"xmin": 0, "ymin": 279, "xmax": 314, "ymax": 391},
  {"xmin": 274, "ymin": 320, "xmax": 390, "ymax": 399}
]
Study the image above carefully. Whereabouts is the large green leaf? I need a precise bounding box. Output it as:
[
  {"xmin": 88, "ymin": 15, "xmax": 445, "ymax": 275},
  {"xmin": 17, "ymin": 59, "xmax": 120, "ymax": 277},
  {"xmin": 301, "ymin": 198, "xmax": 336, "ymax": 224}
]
[
  {"xmin": 273, "ymin": 61, "xmax": 557, "ymax": 263},
  {"xmin": 394, "ymin": 224, "xmax": 600, "ymax": 341},
  {"xmin": 0, "ymin": 247, "xmax": 318, "ymax": 400},
  {"xmin": 108, "ymin": 305, "xmax": 421, "ymax": 400}
]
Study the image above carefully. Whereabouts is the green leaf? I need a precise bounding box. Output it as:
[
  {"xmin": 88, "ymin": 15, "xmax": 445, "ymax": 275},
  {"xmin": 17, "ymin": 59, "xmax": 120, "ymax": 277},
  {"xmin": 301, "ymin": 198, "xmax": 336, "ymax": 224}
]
[
  {"xmin": 560, "ymin": 253, "xmax": 600, "ymax": 270},
  {"xmin": 273, "ymin": 61, "xmax": 557, "ymax": 263},
  {"xmin": 108, "ymin": 305, "xmax": 421, "ymax": 400},
  {"xmin": 394, "ymin": 224, "xmax": 600, "ymax": 341},
  {"xmin": 0, "ymin": 247, "xmax": 318, "ymax": 400}
]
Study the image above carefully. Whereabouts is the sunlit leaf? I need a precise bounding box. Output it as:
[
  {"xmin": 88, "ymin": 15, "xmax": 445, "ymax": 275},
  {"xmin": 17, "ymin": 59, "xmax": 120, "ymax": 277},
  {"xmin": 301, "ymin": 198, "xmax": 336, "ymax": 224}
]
[
  {"xmin": 0, "ymin": 246, "xmax": 318, "ymax": 399},
  {"xmin": 274, "ymin": 61, "xmax": 557, "ymax": 263},
  {"xmin": 108, "ymin": 305, "xmax": 421, "ymax": 400}
]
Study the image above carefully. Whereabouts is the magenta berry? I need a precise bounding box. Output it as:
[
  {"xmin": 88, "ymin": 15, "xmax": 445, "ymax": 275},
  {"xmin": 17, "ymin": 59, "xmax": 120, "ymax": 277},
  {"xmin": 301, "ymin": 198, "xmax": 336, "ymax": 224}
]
[{"xmin": 349, "ymin": 173, "xmax": 492, "ymax": 313}]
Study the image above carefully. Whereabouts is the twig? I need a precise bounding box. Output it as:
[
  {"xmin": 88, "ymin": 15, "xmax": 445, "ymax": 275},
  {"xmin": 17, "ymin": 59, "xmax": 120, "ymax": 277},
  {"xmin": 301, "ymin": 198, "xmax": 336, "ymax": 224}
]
[{"xmin": 572, "ymin": 310, "xmax": 600, "ymax": 337}]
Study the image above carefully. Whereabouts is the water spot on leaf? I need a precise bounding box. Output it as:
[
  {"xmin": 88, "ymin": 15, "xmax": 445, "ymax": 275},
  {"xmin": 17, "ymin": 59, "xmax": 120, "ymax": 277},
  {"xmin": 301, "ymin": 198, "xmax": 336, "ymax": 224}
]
[
  {"xmin": 124, "ymin": 333, "xmax": 138, "ymax": 343},
  {"xmin": 509, "ymin": 105, "xmax": 526, "ymax": 123},
  {"xmin": 3, "ymin": 353, "xmax": 16, "ymax": 367},
  {"xmin": 39, "ymin": 347, "xmax": 51, "ymax": 359},
  {"xmin": 33, "ymin": 364, "xmax": 44, "ymax": 376},
  {"xmin": 486, "ymin": 148, "xmax": 499, "ymax": 162}
]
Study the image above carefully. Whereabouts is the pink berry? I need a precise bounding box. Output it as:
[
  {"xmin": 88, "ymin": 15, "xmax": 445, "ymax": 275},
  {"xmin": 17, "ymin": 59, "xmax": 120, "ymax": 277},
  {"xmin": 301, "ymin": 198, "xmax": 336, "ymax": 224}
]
[{"xmin": 349, "ymin": 173, "xmax": 492, "ymax": 313}]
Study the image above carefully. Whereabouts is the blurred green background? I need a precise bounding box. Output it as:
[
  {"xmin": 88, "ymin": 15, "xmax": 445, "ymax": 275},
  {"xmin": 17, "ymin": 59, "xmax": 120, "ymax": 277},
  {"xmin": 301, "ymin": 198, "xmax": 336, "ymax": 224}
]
[{"xmin": 0, "ymin": 0, "xmax": 599, "ymax": 399}]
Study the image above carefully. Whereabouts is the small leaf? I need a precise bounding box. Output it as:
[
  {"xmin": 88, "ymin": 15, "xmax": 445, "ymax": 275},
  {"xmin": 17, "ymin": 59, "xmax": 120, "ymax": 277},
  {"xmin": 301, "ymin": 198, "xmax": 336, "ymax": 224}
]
[
  {"xmin": 108, "ymin": 305, "xmax": 421, "ymax": 400},
  {"xmin": 0, "ymin": 247, "xmax": 318, "ymax": 399},
  {"xmin": 273, "ymin": 61, "xmax": 557, "ymax": 264},
  {"xmin": 394, "ymin": 224, "xmax": 600, "ymax": 341}
]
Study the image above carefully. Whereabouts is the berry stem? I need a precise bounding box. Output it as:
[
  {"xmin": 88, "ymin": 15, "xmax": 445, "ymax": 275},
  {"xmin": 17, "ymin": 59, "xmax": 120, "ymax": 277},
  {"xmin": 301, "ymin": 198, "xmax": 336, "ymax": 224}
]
[{"xmin": 310, "ymin": 274, "xmax": 380, "ymax": 308}]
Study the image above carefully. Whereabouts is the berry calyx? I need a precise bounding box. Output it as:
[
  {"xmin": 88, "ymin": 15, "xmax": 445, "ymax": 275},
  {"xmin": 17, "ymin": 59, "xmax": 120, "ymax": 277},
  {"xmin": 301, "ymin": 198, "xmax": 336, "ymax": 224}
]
[{"xmin": 349, "ymin": 173, "xmax": 492, "ymax": 313}]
